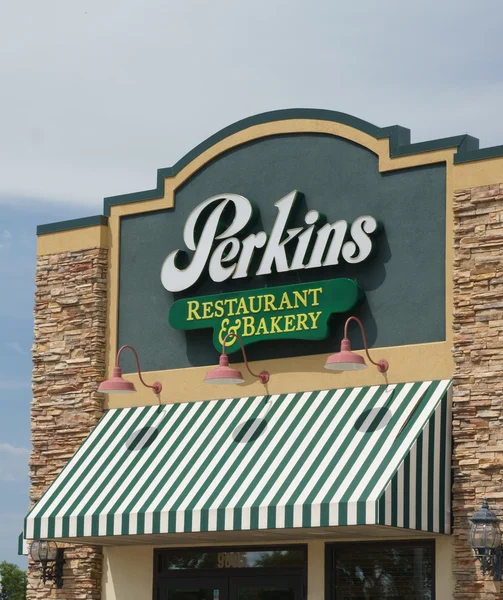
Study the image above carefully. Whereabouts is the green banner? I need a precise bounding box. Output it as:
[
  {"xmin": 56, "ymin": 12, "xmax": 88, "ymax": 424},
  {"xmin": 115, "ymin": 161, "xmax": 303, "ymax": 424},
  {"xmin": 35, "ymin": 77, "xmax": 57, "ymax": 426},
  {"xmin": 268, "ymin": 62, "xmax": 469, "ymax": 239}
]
[{"xmin": 169, "ymin": 278, "xmax": 360, "ymax": 352}]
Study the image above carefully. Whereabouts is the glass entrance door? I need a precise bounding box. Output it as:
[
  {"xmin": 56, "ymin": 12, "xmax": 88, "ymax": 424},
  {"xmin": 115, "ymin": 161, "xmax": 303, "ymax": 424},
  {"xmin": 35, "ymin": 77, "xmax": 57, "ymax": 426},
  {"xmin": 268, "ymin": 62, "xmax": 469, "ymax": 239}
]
[
  {"xmin": 162, "ymin": 575, "xmax": 303, "ymax": 600},
  {"xmin": 230, "ymin": 575, "xmax": 303, "ymax": 600},
  {"xmin": 156, "ymin": 546, "xmax": 306, "ymax": 600},
  {"xmin": 162, "ymin": 577, "xmax": 228, "ymax": 600}
]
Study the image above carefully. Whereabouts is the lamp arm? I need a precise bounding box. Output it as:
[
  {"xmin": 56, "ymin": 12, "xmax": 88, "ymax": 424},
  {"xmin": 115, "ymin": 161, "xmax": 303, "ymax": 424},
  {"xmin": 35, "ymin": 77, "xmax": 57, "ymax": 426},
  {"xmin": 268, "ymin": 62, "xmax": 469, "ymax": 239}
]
[
  {"xmin": 222, "ymin": 333, "xmax": 269, "ymax": 384},
  {"xmin": 116, "ymin": 345, "xmax": 162, "ymax": 394},
  {"xmin": 343, "ymin": 316, "xmax": 388, "ymax": 373}
]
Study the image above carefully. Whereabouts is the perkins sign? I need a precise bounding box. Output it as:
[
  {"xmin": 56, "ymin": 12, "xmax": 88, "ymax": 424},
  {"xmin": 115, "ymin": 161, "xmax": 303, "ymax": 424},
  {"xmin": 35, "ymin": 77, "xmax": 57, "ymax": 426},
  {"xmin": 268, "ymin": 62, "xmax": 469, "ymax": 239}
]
[{"xmin": 162, "ymin": 191, "xmax": 379, "ymax": 351}]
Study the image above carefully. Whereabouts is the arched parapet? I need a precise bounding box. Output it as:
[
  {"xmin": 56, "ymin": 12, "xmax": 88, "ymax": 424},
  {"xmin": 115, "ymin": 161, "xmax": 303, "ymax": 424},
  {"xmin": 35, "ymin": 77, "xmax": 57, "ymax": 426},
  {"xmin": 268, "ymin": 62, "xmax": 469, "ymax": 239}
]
[{"xmin": 101, "ymin": 108, "xmax": 480, "ymax": 218}]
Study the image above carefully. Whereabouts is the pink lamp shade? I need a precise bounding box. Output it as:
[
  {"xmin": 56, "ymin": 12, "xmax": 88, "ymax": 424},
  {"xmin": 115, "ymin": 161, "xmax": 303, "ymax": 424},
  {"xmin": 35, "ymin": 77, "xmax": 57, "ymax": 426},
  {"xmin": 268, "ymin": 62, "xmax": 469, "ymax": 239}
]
[
  {"xmin": 204, "ymin": 354, "xmax": 245, "ymax": 385},
  {"xmin": 98, "ymin": 366, "xmax": 137, "ymax": 394},
  {"xmin": 324, "ymin": 338, "xmax": 368, "ymax": 371}
]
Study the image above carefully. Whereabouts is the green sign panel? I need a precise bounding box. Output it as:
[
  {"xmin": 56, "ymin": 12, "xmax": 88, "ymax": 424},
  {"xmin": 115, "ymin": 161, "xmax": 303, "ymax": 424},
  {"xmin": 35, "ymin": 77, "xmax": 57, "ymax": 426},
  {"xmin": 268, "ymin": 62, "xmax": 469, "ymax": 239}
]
[{"xmin": 169, "ymin": 278, "xmax": 360, "ymax": 352}]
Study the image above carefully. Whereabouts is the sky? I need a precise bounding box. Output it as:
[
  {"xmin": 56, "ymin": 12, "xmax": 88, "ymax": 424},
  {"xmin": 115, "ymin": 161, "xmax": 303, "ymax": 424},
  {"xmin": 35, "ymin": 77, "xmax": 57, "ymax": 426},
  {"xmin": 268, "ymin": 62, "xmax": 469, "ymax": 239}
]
[{"xmin": 1, "ymin": 0, "xmax": 503, "ymax": 568}]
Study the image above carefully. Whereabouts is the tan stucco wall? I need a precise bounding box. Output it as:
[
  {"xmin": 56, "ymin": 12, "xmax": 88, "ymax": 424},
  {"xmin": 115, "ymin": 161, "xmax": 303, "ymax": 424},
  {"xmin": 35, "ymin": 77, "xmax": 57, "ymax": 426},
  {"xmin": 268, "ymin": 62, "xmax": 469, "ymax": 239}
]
[
  {"xmin": 101, "ymin": 536, "xmax": 453, "ymax": 600},
  {"xmin": 102, "ymin": 546, "xmax": 153, "ymax": 600}
]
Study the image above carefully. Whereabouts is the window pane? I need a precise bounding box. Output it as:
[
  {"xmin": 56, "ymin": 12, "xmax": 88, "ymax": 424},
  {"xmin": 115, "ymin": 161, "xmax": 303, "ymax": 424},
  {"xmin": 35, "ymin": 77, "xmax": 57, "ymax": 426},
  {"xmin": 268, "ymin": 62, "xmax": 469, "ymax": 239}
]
[
  {"xmin": 332, "ymin": 542, "xmax": 434, "ymax": 600},
  {"xmin": 161, "ymin": 548, "xmax": 305, "ymax": 570}
]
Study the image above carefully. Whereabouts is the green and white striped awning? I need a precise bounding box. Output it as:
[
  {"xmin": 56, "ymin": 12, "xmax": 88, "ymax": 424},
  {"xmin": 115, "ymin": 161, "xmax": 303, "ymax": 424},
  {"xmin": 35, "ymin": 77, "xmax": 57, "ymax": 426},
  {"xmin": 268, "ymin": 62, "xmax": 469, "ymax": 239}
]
[{"xmin": 25, "ymin": 380, "xmax": 452, "ymax": 541}]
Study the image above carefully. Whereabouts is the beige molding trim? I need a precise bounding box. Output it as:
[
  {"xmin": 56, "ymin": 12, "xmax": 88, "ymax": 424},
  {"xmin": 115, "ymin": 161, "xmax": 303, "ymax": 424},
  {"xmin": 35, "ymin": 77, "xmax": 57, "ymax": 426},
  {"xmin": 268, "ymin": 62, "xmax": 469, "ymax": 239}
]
[
  {"xmin": 104, "ymin": 341, "xmax": 453, "ymax": 409},
  {"xmin": 37, "ymin": 225, "xmax": 109, "ymax": 256}
]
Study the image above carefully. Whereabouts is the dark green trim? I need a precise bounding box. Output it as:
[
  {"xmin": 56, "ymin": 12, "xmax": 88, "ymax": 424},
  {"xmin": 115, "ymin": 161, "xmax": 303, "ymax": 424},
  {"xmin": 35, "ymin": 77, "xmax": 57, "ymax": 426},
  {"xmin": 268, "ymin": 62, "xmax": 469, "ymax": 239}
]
[
  {"xmin": 454, "ymin": 143, "xmax": 503, "ymax": 164},
  {"xmin": 18, "ymin": 531, "xmax": 26, "ymax": 556},
  {"xmin": 37, "ymin": 215, "xmax": 108, "ymax": 236},
  {"xmin": 39, "ymin": 108, "xmax": 503, "ymax": 234}
]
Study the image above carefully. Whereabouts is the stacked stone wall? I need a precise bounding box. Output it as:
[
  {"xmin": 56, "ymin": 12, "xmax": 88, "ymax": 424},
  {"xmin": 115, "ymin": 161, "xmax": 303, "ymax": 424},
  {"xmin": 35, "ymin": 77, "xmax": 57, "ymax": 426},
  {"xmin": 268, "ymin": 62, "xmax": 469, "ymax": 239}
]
[
  {"xmin": 452, "ymin": 184, "xmax": 503, "ymax": 599},
  {"xmin": 27, "ymin": 247, "xmax": 107, "ymax": 600}
]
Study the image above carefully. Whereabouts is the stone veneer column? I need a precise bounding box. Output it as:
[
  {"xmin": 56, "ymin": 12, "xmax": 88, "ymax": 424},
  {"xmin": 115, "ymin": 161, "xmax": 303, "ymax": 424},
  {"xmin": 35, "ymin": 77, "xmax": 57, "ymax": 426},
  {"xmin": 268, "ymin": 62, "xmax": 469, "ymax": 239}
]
[
  {"xmin": 28, "ymin": 247, "xmax": 108, "ymax": 600},
  {"xmin": 452, "ymin": 184, "xmax": 503, "ymax": 599}
]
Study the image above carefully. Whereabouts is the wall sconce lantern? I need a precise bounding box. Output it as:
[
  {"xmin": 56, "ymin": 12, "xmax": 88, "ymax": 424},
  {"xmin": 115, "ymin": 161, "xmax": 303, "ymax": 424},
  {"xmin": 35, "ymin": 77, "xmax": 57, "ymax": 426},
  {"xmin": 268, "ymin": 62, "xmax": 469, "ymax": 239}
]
[
  {"xmin": 205, "ymin": 332, "xmax": 270, "ymax": 385},
  {"xmin": 29, "ymin": 540, "xmax": 65, "ymax": 588},
  {"xmin": 98, "ymin": 345, "xmax": 162, "ymax": 396},
  {"xmin": 469, "ymin": 498, "xmax": 503, "ymax": 581},
  {"xmin": 324, "ymin": 316, "xmax": 389, "ymax": 373}
]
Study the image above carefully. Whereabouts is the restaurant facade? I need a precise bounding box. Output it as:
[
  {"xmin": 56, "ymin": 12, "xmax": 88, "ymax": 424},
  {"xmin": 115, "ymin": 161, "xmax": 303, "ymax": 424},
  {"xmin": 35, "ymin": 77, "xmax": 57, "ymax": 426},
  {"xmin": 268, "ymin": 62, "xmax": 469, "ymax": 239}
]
[{"xmin": 21, "ymin": 109, "xmax": 503, "ymax": 599}]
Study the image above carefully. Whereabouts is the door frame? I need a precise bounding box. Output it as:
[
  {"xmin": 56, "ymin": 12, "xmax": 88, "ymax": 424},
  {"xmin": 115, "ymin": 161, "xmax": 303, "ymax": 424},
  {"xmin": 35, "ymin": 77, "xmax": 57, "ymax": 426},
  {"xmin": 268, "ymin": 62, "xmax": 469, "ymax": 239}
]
[{"xmin": 154, "ymin": 544, "xmax": 307, "ymax": 600}]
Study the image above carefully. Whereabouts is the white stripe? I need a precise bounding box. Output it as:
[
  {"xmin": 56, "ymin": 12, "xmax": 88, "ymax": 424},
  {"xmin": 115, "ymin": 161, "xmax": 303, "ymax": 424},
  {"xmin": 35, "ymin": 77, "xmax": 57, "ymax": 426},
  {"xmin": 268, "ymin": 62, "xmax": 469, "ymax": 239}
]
[
  {"xmin": 141, "ymin": 397, "xmax": 237, "ymax": 534},
  {"xmin": 328, "ymin": 383, "xmax": 415, "ymax": 526},
  {"xmin": 126, "ymin": 398, "xmax": 231, "ymax": 534},
  {"xmin": 409, "ymin": 442, "xmax": 417, "ymax": 529},
  {"xmin": 397, "ymin": 462, "xmax": 404, "ymax": 528},
  {"xmin": 385, "ymin": 481, "xmax": 392, "ymax": 525},
  {"xmin": 433, "ymin": 401, "xmax": 441, "ymax": 532},
  {"xmin": 364, "ymin": 380, "xmax": 450, "ymax": 521},
  {"xmin": 254, "ymin": 387, "xmax": 367, "ymax": 530},
  {"xmin": 271, "ymin": 388, "xmax": 356, "ymax": 528},
  {"xmin": 63, "ymin": 406, "xmax": 162, "ymax": 538},
  {"xmin": 358, "ymin": 381, "xmax": 430, "ymax": 525},
  {"xmin": 297, "ymin": 386, "xmax": 376, "ymax": 527},
  {"xmin": 218, "ymin": 392, "xmax": 311, "ymax": 529},
  {"xmin": 156, "ymin": 396, "xmax": 262, "ymax": 533},
  {"xmin": 421, "ymin": 417, "xmax": 429, "ymax": 530},
  {"xmin": 264, "ymin": 390, "xmax": 335, "ymax": 530},
  {"xmin": 194, "ymin": 393, "xmax": 296, "ymax": 532},
  {"xmin": 229, "ymin": 391, "xmax": 325, "ymax": 531},
  {"xmin": 219, "ymin": 392, "xmax": 311, "ymax": 530},
  {"xmin": 346, "ymin": 383, "xmax": 419, "ymax": 526},
  {"xmin": 174, "ymin": 396, "xmax": 270, "ymax": 533},
  {"xmin": 91, "ymin": 401, "xmax": 191, "ymax": 536},
  {"xmin": 121, "ymin": 401, "xmax": 204, "ymax": 535}
]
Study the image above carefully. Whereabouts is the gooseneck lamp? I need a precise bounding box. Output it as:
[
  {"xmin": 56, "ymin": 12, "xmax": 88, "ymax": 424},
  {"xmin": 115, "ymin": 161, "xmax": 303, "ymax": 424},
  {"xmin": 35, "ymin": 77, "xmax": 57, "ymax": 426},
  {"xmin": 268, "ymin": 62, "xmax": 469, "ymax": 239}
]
[
  {"xmin": 98, "ymin": 345, "xmax": 162, "ymax": 395},
  {"xmin": 325, "ymin": 316, "xmax": 389, "ymax": 373},
  {"xmin": 205, "ymin": 332, "xmax": 270, "ymax": 385},
  {"xmin": 29, "ymin": 540, "xmax": 65, "ymax": 587},
  {"xmin": 469, "ymin": 498, "xmax": 503, "ymax": 581}
]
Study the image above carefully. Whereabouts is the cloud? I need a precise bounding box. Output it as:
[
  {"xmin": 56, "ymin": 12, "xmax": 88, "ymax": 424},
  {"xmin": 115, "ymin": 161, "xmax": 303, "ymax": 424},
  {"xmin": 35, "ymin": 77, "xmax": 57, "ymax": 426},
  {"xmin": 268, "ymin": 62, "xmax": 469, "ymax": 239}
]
[
  {"xmin": 0, "ymin": 230, "xmax": 12, "ymax": 249},
  {"xmin": 0, "ymin": 442, "xmax": 30, "ymax": 483},
  {"xmin": 0, "ymin": 0, "xmax": 503, "ymax": 209},
  {"xmin": 0, "ymin": 378, "xmax": 31, "ymax": 391},
  {"xmin": 5, "ymin": 341, "xmax": 28, "ymax": 356}
]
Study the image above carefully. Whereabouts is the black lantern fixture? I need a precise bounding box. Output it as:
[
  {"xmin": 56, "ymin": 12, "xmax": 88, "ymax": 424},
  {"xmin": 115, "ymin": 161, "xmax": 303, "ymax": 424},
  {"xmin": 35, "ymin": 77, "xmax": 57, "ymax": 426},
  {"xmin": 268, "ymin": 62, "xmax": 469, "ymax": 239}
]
[
  {"xmin": 29, "ymin": 540, "xmax": 65, "ymax": 588},
  {"xmin": 469, "ymin": 498, "xmax": 503, "ymax": 581}
]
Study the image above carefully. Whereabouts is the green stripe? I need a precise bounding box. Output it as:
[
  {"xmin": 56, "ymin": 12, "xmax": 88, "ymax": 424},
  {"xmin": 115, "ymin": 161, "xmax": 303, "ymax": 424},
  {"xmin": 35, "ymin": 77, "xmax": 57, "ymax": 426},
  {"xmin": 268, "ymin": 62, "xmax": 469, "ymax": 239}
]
[
  {"xmin": 152, "ymin": 397, "xmax": 248, "ymax": 533},
  {"xmin": 53, "ymin": 406, "xmax": 151, "ymax": 538},
  {"xmin": 357, "ymin": 381, "xmax": 433, "ymax": 507},
  {"xmin": 391, "ymin": 474, "xmax": 398, "ymax": 527},
  {"xmin": 77, "ymin": 405, "xmax": 180, "ymax": 537},
  {"xmin": 439, "ymin": 395, "xmax": 447, "ymax": 533},
  {"xmin": 403, "ymin": 453, "xmax": 410, "ymax": 529},
  {"xmin": 90, "ymin": 402, "xmax": 185, "ymax": 536},
  {"xmin": 427, "ymin": 413, "xmax": 436, "ymax": 532},
  {"xmin": 415, "ymin": 432, "xmax": 423, "ymax": 531},
  {"xmin": 123, "ymin": 398, "xmax": 219, "ymax": 534},
  {"xmin": 132, "ymin": 397, "xmax": 232, "ymax": 534},
  {"xmin": 180, "ymin": 396, "xmax": 267, "ymax": 533},
  {"xmin": 332, "ymin": 383, "xmax": 422, "ymax": 524},
  {"xmin": 202, "ymin": 393, "xmax": 296, "ymax": 531}
]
